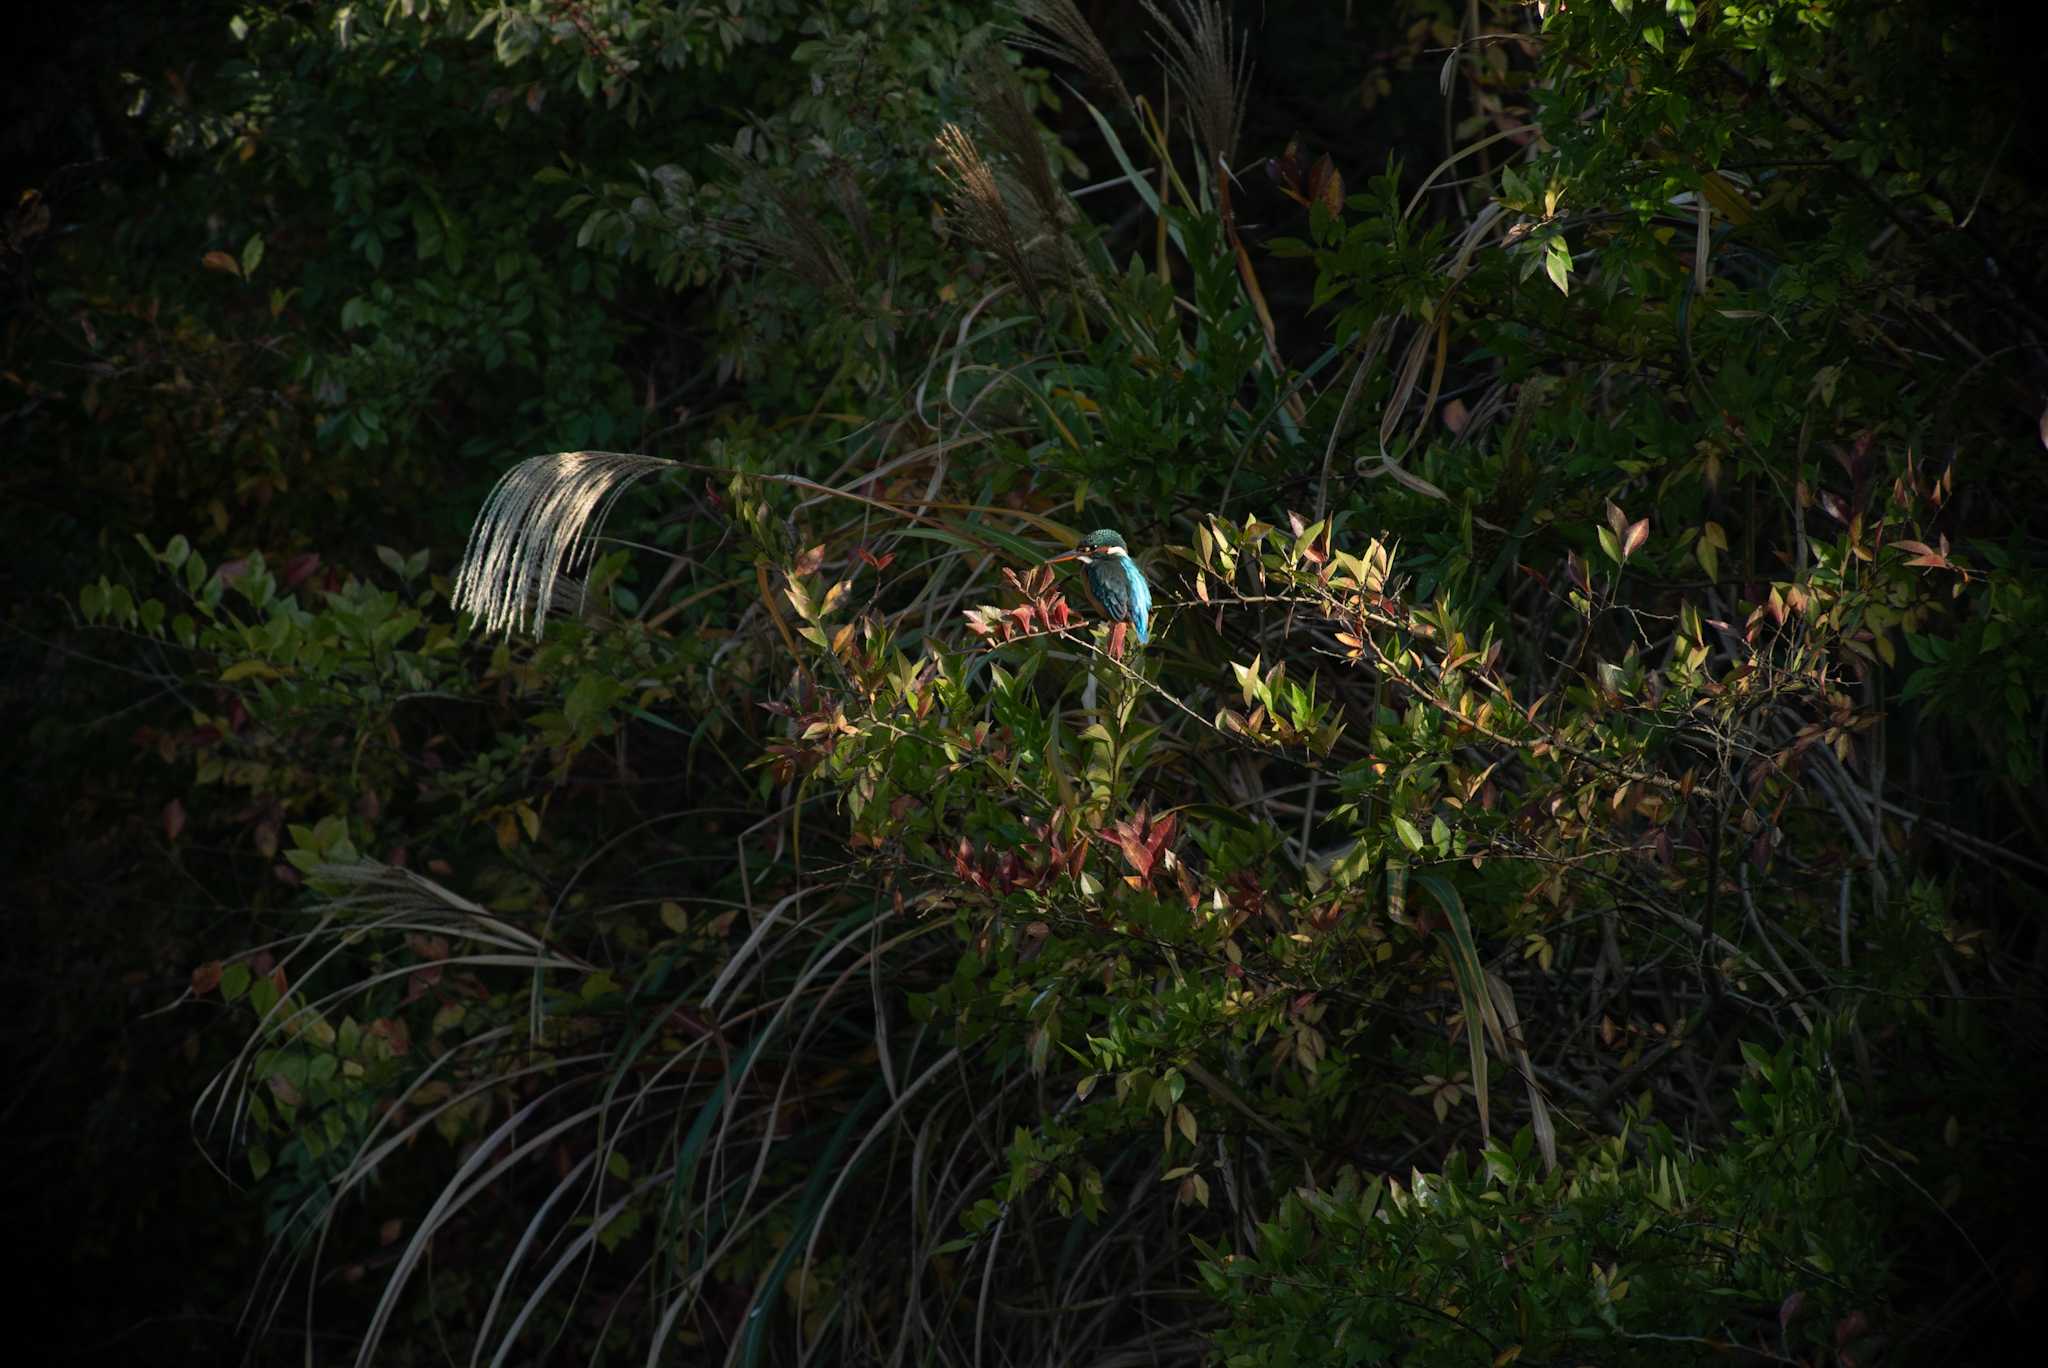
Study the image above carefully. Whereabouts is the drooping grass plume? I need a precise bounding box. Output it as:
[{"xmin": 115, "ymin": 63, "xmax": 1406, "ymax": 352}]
[
  {"xmin": 969, "ymin": 51, "xmax": 1068, "ymax": 233},
  {"xmin": 1144, "ymin": 0, "xmax": 1250, "ymax": 169},
  {"xmin": 452, "ymin": 450, "xmax": 677, "ymax": 637},
  {"xmin": 935, "ymin": 121, "xmax": 1048, "ymax": 313},
  {"xmin": 1007, "ymin": 0, "xmax": 1131, "ymax": 109},
  {"xmin": 759, "ymin": 181, "xmax": 860, "ymax": 301}
]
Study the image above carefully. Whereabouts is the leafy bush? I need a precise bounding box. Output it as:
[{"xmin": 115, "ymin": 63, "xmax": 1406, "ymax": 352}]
[
  {"xmin": 1204, "ymin": 1032, "xmax": 1888, "ymax": 1367},
  {"xmin": 29, "ymin": 0, "xmax": 2048, "ymax": 1362}
]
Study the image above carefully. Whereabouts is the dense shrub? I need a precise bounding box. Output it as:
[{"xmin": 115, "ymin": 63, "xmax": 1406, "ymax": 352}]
[{"xmin": 19, "ymin": 0, "xmax": 2046, "ymax": 1362}]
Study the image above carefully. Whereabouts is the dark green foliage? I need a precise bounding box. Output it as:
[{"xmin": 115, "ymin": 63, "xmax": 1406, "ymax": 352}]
[
  {"xmin": 1203, "ymin": 1032, "xmax": 1890, "ymax": 1366},
  {"xmin": 12, "ymin": 1, "xmax": 2047, "ymax": 1363}
]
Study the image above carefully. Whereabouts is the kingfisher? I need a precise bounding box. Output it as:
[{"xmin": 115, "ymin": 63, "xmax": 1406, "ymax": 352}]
[{"xmin": 1048, "ymin": 528, "xmax": 1151, "ymax": 658}]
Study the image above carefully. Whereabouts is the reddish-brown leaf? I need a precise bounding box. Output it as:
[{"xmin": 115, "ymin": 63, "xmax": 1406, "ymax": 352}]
[
  {"xmin": 279, "ymin": 552, "xmax": 321, "ymax": 590},
  {"xmin": 1146, "ymin": 811, "xmax": 1178, "ymax": 862},
  {"xmin": 1311, "ymin": 155, "xmax": 1344, "ymax": 219}
]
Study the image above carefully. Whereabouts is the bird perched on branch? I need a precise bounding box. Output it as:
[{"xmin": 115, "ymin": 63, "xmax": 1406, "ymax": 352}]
[{"xmin": 1048, "ymin": 528, "xmax": 1151, "ymax": 659}]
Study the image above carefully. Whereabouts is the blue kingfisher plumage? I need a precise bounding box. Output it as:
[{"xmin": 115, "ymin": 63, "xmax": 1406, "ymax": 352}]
[{"xmin": 1049, "ymin": 528, "xmax": 1151, "ymax": 648}]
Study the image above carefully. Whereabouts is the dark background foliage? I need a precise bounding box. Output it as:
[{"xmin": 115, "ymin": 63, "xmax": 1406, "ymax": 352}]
[{"xmin": 5, "ymin": 2, "xmax": 2045, "ymax": 1363}]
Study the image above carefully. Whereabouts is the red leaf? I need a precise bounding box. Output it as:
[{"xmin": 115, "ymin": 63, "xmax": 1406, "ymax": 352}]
[
  {"xmin": 1621, "ymin": 517, "xmax": 1649, "ymax": 558},
  {"xmin": 163, "ymin": 798, "xmax": 186, "ymax": 842},
  {"xmin": 366, "ymin": 1017, "xmax": 411, "ymax": 1057},
  {"xmin": 1146, "ymin": 811, "xmax": 1178, "ymax": 861},
  {"xmin": 406, "ymin": 933, "xmax": 450, "ymax": 962},
  {"xmin": 400, "ymin": 966, "xmax": 438, "ymax": 1004},
  {"xmin": 191, "ymin": 961, "xmax": 223, "ymax": 996},
  {"xmin": 282, "ymin": 552, "xmax": 322, "ymax": 589},
  {"xmin": 200, "ymin": 250, "xmax": 241, "ymax": 277}
]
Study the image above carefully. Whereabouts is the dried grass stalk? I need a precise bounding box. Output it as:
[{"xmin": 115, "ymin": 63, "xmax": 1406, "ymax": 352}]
[
  {"xmin": 763, "ymin": 184, "xmax": 858, "ymax": 300},
  {"xmin": 935, "ymin": 122, "xmax": 1047, "ymax": 312},
  {"xmin": 1145, "ymin": 0, "xmax": 1250, "ymax": 168},
  {"xmin": 1008, "ymin": 0, "xmax": 1131, "ymax": 108},
  {"xmin": 452, "ymin": 450, "xmax": 675, "ymax": 637},
  {"xmin": 970, "ymin": 51, "xmax": 1067, "ymax": 232}
]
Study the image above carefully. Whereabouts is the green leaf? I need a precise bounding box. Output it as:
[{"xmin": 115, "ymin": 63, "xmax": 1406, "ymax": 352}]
[
  {"xmin": 1419, "ymin": 874, "xmax": 1503, "ymax": 1141},
  {"xmin": 565, "ymin": 673, "xmax": 625, "ymax": 732},
  {"xmin": 1394, "ymin": 815, "xmax": 1426, "ymax": 853},
  {"xmin": 1544, "ymin": 237, "xmax": 1572, "ymax": 294}
]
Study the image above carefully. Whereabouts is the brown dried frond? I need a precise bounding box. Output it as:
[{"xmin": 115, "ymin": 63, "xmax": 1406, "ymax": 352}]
[
  {"xmin": 708, "ymin": 145, "xmax": 857, "ymax": 299},
  {"xmin": 1145, "ymin": 0, "xmax": 1251, "ymax": 169},
  {"xmin": 762, "ymin": 185, "xmax": 857, "ymax": 301},
  {"xmin": 826, "ymin": 163, "xmax": 873, "ymax": 254},
  {"xmin": 969, "ymin": 51, "xmax": 1067, "ymax": 233},
  {"xmin": 1007, "ymin": 0, "xmax": 1131, "ymax": 109},
  {"xmin": 935, "ymin": 122, "xmax": 1045, "ymax": 311}
]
